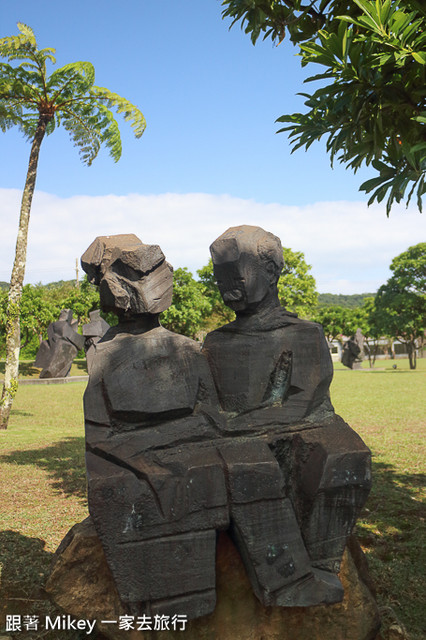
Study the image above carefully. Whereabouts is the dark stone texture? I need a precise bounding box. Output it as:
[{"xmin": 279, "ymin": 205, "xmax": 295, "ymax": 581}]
[
  {"xmin": 203, "ymin": 225, "xmax": 372, "ymax": 604},
  {"xmin": 82, "ymin": 309, "xmax": 110, "ymax": 374},
  {"xmin": 34, "ymin": 309, "xmax": 84, "ymax": 378},
  {"xmin": 342, "ymin": 328, "xmax": 368, "ymax": 369},
  {"xmin": 79, "ymin": 228, "xmax": 373, "ymax": 622},
  {"xmin": 81, "ymin": 235, "xmax": 227, "ymax": 620}
]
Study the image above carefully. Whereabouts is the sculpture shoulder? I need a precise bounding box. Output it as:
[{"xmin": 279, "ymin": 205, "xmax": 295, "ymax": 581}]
[
  {"xmin": 204, "ymin": 314, "xmax": 327, "ymax": 342},
  {"xmin": 96, "ymin": 325, "xmax": 202, "ymax": 359}
]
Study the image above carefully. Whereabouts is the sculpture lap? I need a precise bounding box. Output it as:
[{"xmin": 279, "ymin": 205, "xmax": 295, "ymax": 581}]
[
  {"xmin": 84, "ymin": 326, "xmax": 229, "ymax": 617},
  {"xmin": 203, "ymin": 316, "xmax": 371, "ymax": 576}
]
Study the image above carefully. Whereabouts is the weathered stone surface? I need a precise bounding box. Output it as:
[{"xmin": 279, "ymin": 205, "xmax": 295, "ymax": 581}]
[
  {"xmin": 78, "ymin": 229, "xmax": 373, "ymax": 618},
  {"xmin": 81, "ymin": 235, "xmax": 227, "ymax": 620},
  {"xmin": 342, "ymin": 328, "xmax": 367, "ymax": 369},
  {"xmin": 82, "ymin": 309, "xmax": 110, "ymax": 374},
  {"xmin": 202, "ymin": 225, "xmax": 372, "ymax": 600},
  {"xmin": 81, "ymin": 234, "xmax": 173, "ymax": 315},
  {"xmin": 46, "ymin": 518, "xmax": 381, "ymax": 640},
  {"xmin": 34, "ymin": 309, "xmax": 84, "ymax": 378}
]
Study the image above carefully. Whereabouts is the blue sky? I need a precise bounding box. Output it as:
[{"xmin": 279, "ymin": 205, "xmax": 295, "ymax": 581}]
[{"xmin": 0, "ymin": 1, "xmax": 424, "ymax": 292}]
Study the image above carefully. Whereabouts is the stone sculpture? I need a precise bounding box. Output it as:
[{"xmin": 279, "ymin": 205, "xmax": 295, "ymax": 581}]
[
  {"xmin": 81, "ymin": 229, "xmax": 372, "ymax": 622},
  {"xmin": 202, "ymin": 225, "xmax": 372, "ymax": 603},
  {"xmin": 81, "ymin": 234, "xmax": 228, "ymax": 620},
  {"xmin": 82, "ymin": 309, "xmax": 110, "ymax": 374},
  {"xmin": 34, "ymin": 309, "xmax": 84, "ymax": 378},
  {"xmin": 342, "ymin": 328, "xmax": 368, "ymax": 369}
]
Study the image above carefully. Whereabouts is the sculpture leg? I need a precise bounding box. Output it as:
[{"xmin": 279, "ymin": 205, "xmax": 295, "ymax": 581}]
[
  {"xmin": 86, "ymin": 448, "xmax": 228, "ymax": 619},
  {"xmin": 220, "ymin": 440, "xmax": 344, "ymax": 606},
  {"xmin": 290, "ymin": 417, "xmax": 372, "ymax": 573}
]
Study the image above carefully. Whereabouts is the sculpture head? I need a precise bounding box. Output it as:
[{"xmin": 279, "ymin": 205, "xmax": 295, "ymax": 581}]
[
  {"xmin": 58, "ymin": 309, "xmax": 73, "ymax": 323},
  {"xmin": 210, "ymin": 225, "xmax": 283, "ymax": 314},
  {"xmin": 81, "ymin": 234, "xmax": 173, "ymax": 317}
]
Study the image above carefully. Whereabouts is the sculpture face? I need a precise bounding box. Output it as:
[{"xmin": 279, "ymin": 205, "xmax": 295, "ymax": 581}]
[
  {"xmin": 210, "ymin": 227, "xmax": 283, "ymax": 314},
  {"xmin": 81, "ymin": 234, "xmax": 173, "ymax": 316},
  {"xmin": 213, "ymin": 251, "xmax": 275, "ymax": 313}
]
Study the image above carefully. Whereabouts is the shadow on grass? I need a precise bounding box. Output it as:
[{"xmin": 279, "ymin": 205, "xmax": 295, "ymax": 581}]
[
  {"xmin": 0, "ymin": 437, "xmax": 87, "ymax": 500},
  {"xmin": 10, "ymin": 409, "xmax": 33, "ymax": 417},
  {"xmin": 73, "ymin": 359, "xmax": 88, "ymax": 373},
  {"xmin": 0, "ymin": 361, "xmax": 40, "ymax": 377},
  {"xmin": 0, "ymin": 359, "xmax": 88, "ymax": 378},
  {"xmin": 0, "ymin": 530, "xmax": 54, "ymax": 601},
  {"xmin": 356, "ymin": 460, "xmax": 426, "ymax": 639},
  {"xmin": 0, "ymin": 530, "xmax": 98, "ymax": 639}
]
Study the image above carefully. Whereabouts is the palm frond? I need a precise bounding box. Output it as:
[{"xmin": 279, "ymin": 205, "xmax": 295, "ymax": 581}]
[
  {"xmin": 91, "ymin": 86, "xmax": 146, "ymax": 138},
  {"xmin": 61, "ymin": 107, "xmax": 102, "ymax": 165},
  {"xmin": 1, "ymin": 23, "xmax": 146, "ymax": 164},
  {"xmin": 0, "ymin": 102, "xmax": 23, "ymax": 131},
  {"xmin": 16, "ymin": 23, "xmax": 36, "ymax": 45},
  {"xmin": 96, "ymin": 103, "xmax": 122, "ymax": 161},
  {"xmin": 0, "ymin": 23, "xmax": 37, "ymax": 59},
  {"xmin": 47, "ymin": 61, "xmax": 95, "ymax": 98}
]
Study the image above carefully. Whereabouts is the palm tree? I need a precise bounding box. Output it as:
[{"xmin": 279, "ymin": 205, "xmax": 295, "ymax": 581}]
[{"xmin": 0, "ymin": 23, "xmax": 146, "ymax": 428}]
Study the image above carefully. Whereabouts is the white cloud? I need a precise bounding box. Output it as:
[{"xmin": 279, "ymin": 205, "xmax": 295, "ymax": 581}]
[{"xmin": 0, "ymin": 189, "xmax": 423, "ymax": 293}]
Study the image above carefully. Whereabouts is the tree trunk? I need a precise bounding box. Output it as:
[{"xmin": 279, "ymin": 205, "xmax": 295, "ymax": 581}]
[
  {"xmin": 0, "ymin": 118, "xmax": 47, "ymax": 429},
  {"xmin": 407, "ymin": 341, "xmax": 417, "ymax": 370}
]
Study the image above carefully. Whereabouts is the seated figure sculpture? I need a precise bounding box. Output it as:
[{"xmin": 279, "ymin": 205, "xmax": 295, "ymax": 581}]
[
  {"xmin": 81, "ymin": 234, "xmax": 229, "ymax": 619},
  {"xmin": 81, "ymin": 231, "xmax": 372, "ymax": 620},
  {"xmin": 202, "ymin": 225, "xmax": 372, "ymax": 584}
]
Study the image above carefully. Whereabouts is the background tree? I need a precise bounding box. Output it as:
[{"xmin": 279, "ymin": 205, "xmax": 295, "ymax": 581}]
[
  {"xmin": 277, "ymin": 246, "xmax": 318, "ymax": 316},
  {"xmin": 222, "ymin": 0, "xmax": 426, "ymax": 214},
  {"xmin": 60, "ymin": 277, "xmax": 101, "ymax": 325},
  {"xmin": 197, "ymin": 259, "xmax": 235, "ymax": 328},
  {"xmin": 160, "ymin": 268, "xmax": 212, "ymax": 339},
  {"xmin": 0, "ymin": 24, "xmax": 146, "ymax": 428},
  {"xmin": 317, "ymin": 292, "xmax": 375, "ymax": 308},
  {"xmin": 348, "ymin": 298, "xmax": 385, "ymax": 367},
  {"xmin": 0, "ymin": 285, "xmax": 58, "ymax": 359},
  {"xmin": 373, "ymin": 242, "xmax": 426, "ymax": 369},
  {"xmin": 311, "ymin": 304, "xmax": 353, "ymax": 343},
  {"xmin": 14, "ymin": 285, "xmax": 59, "ymax": 356}
]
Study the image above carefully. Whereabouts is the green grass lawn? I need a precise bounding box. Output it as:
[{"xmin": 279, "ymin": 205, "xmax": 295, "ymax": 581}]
[{"xmin": 0, "ymin": 359, "xmax": 425, "ymax": 639}]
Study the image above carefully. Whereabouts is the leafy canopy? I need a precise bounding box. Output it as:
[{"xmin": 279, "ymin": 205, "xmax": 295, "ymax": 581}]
[
  {"xmin": 277, "ymin": 247, "xmax": 318, "ymax": 316},
  {"xmin": 160, "ymin": 268, "xmax": 213, "ymax": 340},
  {"xmin": 0, "ymin": 23, "xmax": 146, "ymax": 164},
  {"xmin": 374, "ymin": 242, "xmax": 426, "ymax": 344},
  {"xmin": 311, "ymin": 304, "xmax": 354, "ymax": 341},
  {"xmin": 222, "ymin": 1, "xmax": 426, "ymax": 215}
]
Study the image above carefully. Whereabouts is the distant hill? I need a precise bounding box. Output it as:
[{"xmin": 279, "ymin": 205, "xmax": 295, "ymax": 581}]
[
  {"xmin": 43, "ymin": 279, "xmax": 76, "ymax": 290},
  {"xmin": 0, "ymin": 280, "xmax": 78, "ymax": 292},
  {"xmin": 317, "ymin": 293, "xmax": 375, "ymax": 308}
]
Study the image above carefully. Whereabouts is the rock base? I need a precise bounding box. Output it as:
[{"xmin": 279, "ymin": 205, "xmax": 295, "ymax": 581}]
[{"xmin": 46, "ymin": 518, "xmax": 381, "ymax": 640}]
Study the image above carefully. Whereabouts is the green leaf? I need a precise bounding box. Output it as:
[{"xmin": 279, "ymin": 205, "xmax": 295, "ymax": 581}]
[
  {"xmin": 412, "ymin": 51, "xmax": 426, "ymax": 65},
  {"xmin": 360, "ymin": 175, "xmax": 389, "ymax": 193}
]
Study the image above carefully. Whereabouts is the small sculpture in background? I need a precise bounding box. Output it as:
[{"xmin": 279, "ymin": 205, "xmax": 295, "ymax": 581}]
[
  {"xmin": 342, "ymin": 328, "xmax": 368, "ymax": 369},
  {"xmin": 34, "ymin": 309, "xmax": 85, "ymax": 378},
  {"xmin": 82, "ymin": 310, "xmax": 110, "ymax": 374}
]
